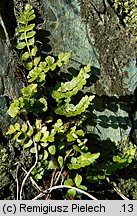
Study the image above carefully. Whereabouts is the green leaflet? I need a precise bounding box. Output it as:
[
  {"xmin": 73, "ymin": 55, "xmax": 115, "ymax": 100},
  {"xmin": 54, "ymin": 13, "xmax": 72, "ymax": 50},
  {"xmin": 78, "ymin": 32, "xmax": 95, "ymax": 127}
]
[
  {"xmin": 57, "ymin": 52, "xmax": 71, "ymax": 66},
  {"xmin": 27, "ymin": 125, "xmax": 34, "ymax": 137},
  {"xmin": 74, "ymin": 174, "xmax": 82, "ymax": 187},
  {"xmin": 24, "ymin": 139, "xmax": 33, "ymax": 148},
  {"xmin": 21, "ymin": 52, "xmax": 30, "ymax": 61},
  {"xmin": 34, "ymin": 57, "xmax": 41, "ymax": 66},
  {"xmin": 24, "ymin": 61, "xmax": 33, "ymax": 70},
  {"xmin": 28, "ymin": 37, "xmax": 35, "ymax": 46},
  {"xmin": 17, "ymin": 26, "xmax": 25, "ymax": 33},
  {"xmin": 64, "ymin": 178, "xmax": 74, "ymax": 186},
  {"xmin": 6, "ymin": 125, "xmax": 16, "ymax": 135},
  {"xmin": 22, "ymin": 84, "xmax": 37, "ymax": 97},
  {"xmin": 39, "ymin": 98, "xmax": 47, "ymax": 111},
  {"xmin": 21, "ymin": 123, "xmax": 28, "ymax": 133},
  {"xmin": 58, "ymin": 156, "xmax": 63, "ymax": 167},
  {"xmin": 25, "ymin": 23, "xmax": 35, "ymax": 32},
  {"xmin": 14, "ymin": 123, "xmax": 20, "ymax": 131},
  {"xmin": 26, "ymin": 30, "xmax": 36, "ymax": 39},
  {"xmin": 67, "ymin": 189, "xmax": 76, "ymax": 197},
  {"xmin": 7, "ymin": 99, "xmax": 20, "ymax": 118},
  {"xmin": 48, "ymin": 145, "xmax": 56, "ymax": 155},
  {"xmin": 48, "ymin": 158, "xmax": 58, "ymax": 169},
  {"xmin": 31, "ymin": 46, "xmax": 37, "ymax": 56},
  {"xmin": 16, "ymin": 42, "xmax": 26, "ymax": 49}
]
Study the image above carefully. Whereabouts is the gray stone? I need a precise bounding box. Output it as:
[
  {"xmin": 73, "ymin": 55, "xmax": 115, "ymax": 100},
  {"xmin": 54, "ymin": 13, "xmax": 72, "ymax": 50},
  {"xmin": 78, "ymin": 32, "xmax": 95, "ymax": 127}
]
[
  {"xmin": 0, "ymin": 1, "xmax": 23, "ymax": 132},
  {"xmin": 122, "ymin": 58, "xmax": 137, "ymax": 94},
  {"xmin": 40, "ymin": 0, "xmax": 99, "ymax": 68},
  {"xmin": 0, "ymin": 77, "xmax": 4, "ymax": 95},
  {"xmin": 0, "ymin": 96, "xmax": 10, "ymax": 131},
  {"xmin": 92, "ymin": 105, "xmax": 132, "ymax": 143},
  {"xmin": 0, "ymin": 40, "xmax": 9, "ymax": 77}
]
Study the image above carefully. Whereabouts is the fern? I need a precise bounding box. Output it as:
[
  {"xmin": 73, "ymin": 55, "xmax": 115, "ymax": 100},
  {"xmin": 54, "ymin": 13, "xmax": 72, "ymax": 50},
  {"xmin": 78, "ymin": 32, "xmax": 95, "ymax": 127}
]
[
  {"xmin": 16, "ymin": 4, "xmax": 36, "ymax": 70},
  {"xmin": 6, "ymin": 4, "xmax": 99, "ymax": 196}
]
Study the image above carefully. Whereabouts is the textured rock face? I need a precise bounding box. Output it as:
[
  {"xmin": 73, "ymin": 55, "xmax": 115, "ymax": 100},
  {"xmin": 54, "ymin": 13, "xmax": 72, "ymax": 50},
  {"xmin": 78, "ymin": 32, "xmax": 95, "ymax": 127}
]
[
  {"xmin": 0, "ymin": 34, "xmax": 23, "ymax": 133},
  {"xmin": 0, "ymin": 0, "xmax": 23, "ymax": 132},
  {"xmin": 78, "ymin": 0, "xmax": 137, "ymax": 97},
  {"xmin": 0, "ymin": 39, "xmax": 8, "ymax": 96},
  {"xmin": 40, "ymin": 0, "xmax": 99, "ymax": 68}
]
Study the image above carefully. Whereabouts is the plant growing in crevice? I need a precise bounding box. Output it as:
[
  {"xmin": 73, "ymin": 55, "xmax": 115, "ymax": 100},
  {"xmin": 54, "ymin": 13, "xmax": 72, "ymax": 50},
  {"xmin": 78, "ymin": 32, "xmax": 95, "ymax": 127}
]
[
  {"xmin": 6, "ymin": 4, "xmax": 99, "ymax": 199},
  {"xmin": 5, "ymin": 3, "xmax": 137, "ymax": 200}
]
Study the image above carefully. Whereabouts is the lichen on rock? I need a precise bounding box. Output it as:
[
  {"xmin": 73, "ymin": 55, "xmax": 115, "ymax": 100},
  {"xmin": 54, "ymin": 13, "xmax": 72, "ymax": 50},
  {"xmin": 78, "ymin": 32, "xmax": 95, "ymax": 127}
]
[{"xmin": 78, "ymin": 0, "xmax": 137, "ymax": 96}]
